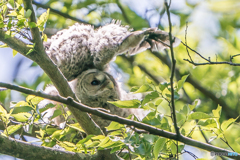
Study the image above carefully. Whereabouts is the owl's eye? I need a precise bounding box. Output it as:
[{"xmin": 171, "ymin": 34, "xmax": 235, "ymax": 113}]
[{"xmin": 91, "ymin": 80, "xmax": 101, "ymax": 85}]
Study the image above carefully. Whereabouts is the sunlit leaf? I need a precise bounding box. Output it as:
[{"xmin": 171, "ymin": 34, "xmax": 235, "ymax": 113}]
[
  {"xmin": 0, "ymin": 104, "xmax": 7, "ymax": 115},
  {"xmin": 142, "ymin": 91, "xmax": 159, "ymax": 105},
  {"xmin": 51, "ymin": 109, "xmax": 62, "ymax": 119},
  {"xmin": 11, "ymin": 113, "xmax": 32, "ymax": 122},
  {"xmin": 39, "ymin": 103, "xmax": 55, "ymax": 113},
  {"xmin": 133, "ymin": 84, "xmax": 154, "ymax": 93},
  {"xmin": 153, "ymin": 137, "xmax": 166, "ymax": 160},
  {"xmin": 108, "ymin": 99, "xmax": 140, "ymax": 108},
  {"xmin": 221, "ymin": 117, "xmax": 238, "ymax": 131},
  {"xmin": 212, "ymin": 105, "xmax": 222, "ymax": 118},
  {"xmin": 177, "ymin": 74, "xmax": 189, "ymax": 91},
  {"xmin": 24, "ymin": 9, "xmax": 32, "ymax": 18},
  {"xmin": 68, "ymin": 123, "xmax": 85, "ymax": 133},
  {"xmin": 4, "ymin": 124, "xmax": 22, "ymax": 135},
  {"xmin": 26, "ymin": 95, "xmax": 44, "ymax": 105},
  {"xmin": 188, "ymin": 112, "xmax": 212, "ymax": 120},
  {"xmin": 12, "ymin": 50, "xmax": 18, "ymax": 57},
  {"xmin": 106, "ymin": 121, "xmax": 124, "ymax": 131}
]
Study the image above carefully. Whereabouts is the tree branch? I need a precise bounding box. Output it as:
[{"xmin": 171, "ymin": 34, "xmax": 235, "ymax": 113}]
[
  {"xmin": 115, "ymin": 0, "xmax": 131, "ymax": 25},
  {"xmin": 164, "ymin": 0, "xmax": 180, "ymax": 137},
  {"xmin": 0, "ymin": 0, "xmax": 104, "ymax": 136},
  {"xmin": 32, "ymin": 1, "xmax": 98, "ymax": 27},
  {"xmin": 0, "ymin": 82, "xmax": 238, "ymax": 159},
  {"xmin": 182, "ymin": 42, "xmax": 240, "ymax": 66},
  {"xmin": 0, "ymin": 133, "xmax": 104, "ymax": 160}
]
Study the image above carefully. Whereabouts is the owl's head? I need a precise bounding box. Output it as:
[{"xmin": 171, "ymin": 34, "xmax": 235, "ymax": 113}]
[{"xmin": 71, "ymin": 69, "xmax": 120, "ymax": 105}]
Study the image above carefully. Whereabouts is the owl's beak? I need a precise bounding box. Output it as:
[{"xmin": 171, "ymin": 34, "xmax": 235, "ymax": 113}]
[{"xmin": 100, "ymin": 80, "xmax": 114, "ymax": 90}]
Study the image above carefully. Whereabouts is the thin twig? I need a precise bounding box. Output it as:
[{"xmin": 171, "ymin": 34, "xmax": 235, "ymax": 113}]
[
  {"xmin": 181, "ymin": 42, "xmax": 210, "ymax": 62},
  {"xmin": 32, "ymin": 1, "xmax": 98, "ymax": 27},
  {"xmin": 184, "ymin": 58, "xmax": 240, "ymax": 66},
  {"xmin": 115, "ymin": 0, "xmax": 131, "ymax": 25},
  {"xmin": 184, "ymin": 22, "xmax": 193, "ymax": 62},
  {"xmin": 164, "ymin": 0, "xmax": 180, "ymax": 137},
  {"xmin": 182, "ymin": 41, "xmax": 240, "ymax": 66}
]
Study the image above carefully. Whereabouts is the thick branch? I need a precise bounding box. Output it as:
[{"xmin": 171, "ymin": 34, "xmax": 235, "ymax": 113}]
[
  {"xmin": 0, "ymin": 82, "xmax": 239, "ymax": 159},
  {"xmin": 0, "ymin": 133, "xmax": 119, "ymax": 160},
  {"xmin": 1, "ymin": 2, "xmax": 102, "ymax": 135},
  {"xmin": 0, "ymin": 133, "xmax": 106, "ymax": 160}
]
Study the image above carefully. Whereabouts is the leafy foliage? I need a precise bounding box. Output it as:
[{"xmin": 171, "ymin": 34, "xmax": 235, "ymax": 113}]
[{"xmin": 1, "ymin": 0, "xmax": 240, "ymax": 159}]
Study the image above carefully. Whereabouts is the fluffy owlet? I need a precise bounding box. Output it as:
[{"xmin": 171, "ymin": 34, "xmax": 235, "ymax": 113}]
[
  {"xmin": 40, "ymin": 69, "xmax": 134, "ymax": 132},
  {"xmin": 44, "ymin": 20, "xmax": 181, "ymax": 81},
  {"xmin": 42, "ymin": 20, "xmax": 180, "ymax": 132}
]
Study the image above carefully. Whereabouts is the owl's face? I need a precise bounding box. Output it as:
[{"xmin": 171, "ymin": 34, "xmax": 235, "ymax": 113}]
[{"xmin": 73, "ymin": 69, "xmax": 120, "ymax": 105}]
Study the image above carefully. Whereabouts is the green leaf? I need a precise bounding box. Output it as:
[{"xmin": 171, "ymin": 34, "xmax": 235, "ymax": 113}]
[
  {"xmin": 142, "ymin": 91, "xmax": 159, "ymax": 105},
  {"xmin": 4, "ymin": 124, "xmax": 22, "ymax": 135},
  {"xmin": 159, "ymin": 82, "xmax": 169, "ymax": 91},
  {"xmin": 170, "ymin": 142, "xmax": 177, "ymax": 154},
  {"xmin": 51, "ymin": 130, "xmax": 62, "ymax": 139},
  {"xmin": 198, "ymin": 119, "xmax": 218, "ymax": 128},
  {"xmin": 0, "ymin": 104, "xmax": 7, "ymax": 115},
  {"xmin": 221, "ymin": 117, "xmax": 238, "ymax": 131},
  {"xmin": 212, "ymin": 105, "xmax": 222, "ymax": 118},
  {"xmin": 106, "ymin": 121, "xmax": 124, "ymax": 131},
  {"xmin": 26, "ymin": 95, "xmax": 44, "ymax": 105},
  {"xmin": 108, "ymin": 99, "xmax": 140, "ymax": 108},
  {"xmin": 12, "ymin": 50, "xmax": 18, "ymax": 57},
  {"xmin": 39, "ymin": 103, "xmax": 55, "ymax": 113},
  {"xmin": 178, "ymin": 145, "xmax": 185, "ymax": 153},
  {"xmin": 37, "ymin": 8, "xmax": 49, "ymax": 31},
  {"xmin": 68, "ymin": 123, "xmax": 85, "ymax": 133},
  {"xmin": 143, "ymin": 134, "xmax": 158, "ymax": 144},
  {"xmin": 110, "ymin": 146, "xmax": 122, "ymax": 154},
  {"xmin": 24, "ymin": 9, "xmax": 32, "ymax": 18},
  {"xmin": 188, "ymin": 112, "xmax": 212, "ymax": 120},
  {"xmin": 142, "ymin": 116, "xmax": 161, "ymax": 126},
  {"xmin": 176, "ymin": 112, "xmax": 186, "ymax": 126},
  {"xmin": 28, "ymin": 22, "xmax": 37, "ymax": 28},
  {"xmin": 154, "ymin": 98, "xmax": 163, "ymax": 106},
  {"xmin": 180, "ymin": 105, "xmax": 191, "ymax": 116},
  {"xmin": 77, "ymin": 135, "xmax": 94, "ymax": 144},
  {"xmin": 189, "ymin": 99, "xmax": 199, "ymax": 110},
  {"xmin": 45, "ymin": 127, "xmax": 58, "ymax": 135},
  {"xmin": 11, "ymin": 113, "xmax": 32, "ymax": 122},
  {"xmin": 177, "ymin": 74, "xmax": 189, "ymax": 91},
  {"xmin": 153, "ymin": 137, "xmax": 166, "ymax": 160},
  {"xmin": 51, "ymin": 109, "xmax": 62, "ymax": 119},
  {"xmin": 97, "ymin": 136, "xmax": 110, "ymax": 147},
  {"xmin": 133, "ymin": 84, "xmax": 153, "ymax": 93},
  {"xmin": 91, "ymin": 135, "xmax": 105, "ymax": 140},
  {"xmin": 26, "ymin": 48, "xmax": 35, "ymax": 55},
  {"xmin": 0, "ymin": 44, "xmax": 8, "ymax": 48},
  {"xmin": 12, "ymin": 106, "xmax": 33, "ymax": 114},
  {"xmin": 236, "ymin": 138, "xmax": 240, "ymax": 145}
]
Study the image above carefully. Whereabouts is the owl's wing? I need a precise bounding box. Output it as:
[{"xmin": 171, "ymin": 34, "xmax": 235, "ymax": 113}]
[
  {"xmin": 45, "ymin": 21, "xmax": 181, "ymax": 81},
  {"xmin": 44, "ymin": 23, "xmax": 95, "ymax": 81},
  {"xmin": 91, "ymin": 20, "xmax": 181, "ymax": 69}
]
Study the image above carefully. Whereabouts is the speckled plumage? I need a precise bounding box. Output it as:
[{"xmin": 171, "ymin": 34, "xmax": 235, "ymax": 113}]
[
  {"xmin": 71, "ymin": 69, "xmax": 129, "ymax": 132},
  {"xmin": 42, "ymin": 21, "xmax": 180, "ymax": 132},
  {"xmin": 45, "ymin": 20, "xmax": 181, "ymax": 81}
]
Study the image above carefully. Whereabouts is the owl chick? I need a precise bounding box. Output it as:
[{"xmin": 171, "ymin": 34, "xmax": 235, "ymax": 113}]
[
  {"xmin": 39, "ymin": 69, "xmax": 133, "ymax": 133},
  {"xmin": 45, "ymin": 20, "xmax": 181, "ymax": 81}
]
